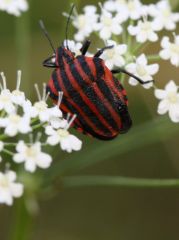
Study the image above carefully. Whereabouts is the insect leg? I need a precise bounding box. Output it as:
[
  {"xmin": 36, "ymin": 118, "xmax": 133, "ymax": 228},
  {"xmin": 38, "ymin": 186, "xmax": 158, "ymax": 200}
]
[
  {"xmin": 94, "ymin": 45, "xmax": 114, "ymax": 58},
  {"xmin": 118, "ymin": 101, "xmax": 132, "ymax": 134},
  {"xmin": 80, "ymin": 40, "xmax": 91, "ymax": 55},
  {"xmin": 112, "ymin": 68, "xmax": 154, "ymax": 85}
]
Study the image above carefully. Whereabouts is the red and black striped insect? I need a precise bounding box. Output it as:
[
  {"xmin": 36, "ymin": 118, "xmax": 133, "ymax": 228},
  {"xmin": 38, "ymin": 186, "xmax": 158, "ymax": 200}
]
[{"xmin": 40, "ymin": 8, "xmax": 153, "ymax": 140}]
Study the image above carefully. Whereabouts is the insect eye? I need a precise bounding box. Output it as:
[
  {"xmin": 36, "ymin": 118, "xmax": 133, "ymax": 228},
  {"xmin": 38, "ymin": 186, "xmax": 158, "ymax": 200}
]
[{"xmin": 51, "ymin": 57, "xmax": 56, "ymax": 63}]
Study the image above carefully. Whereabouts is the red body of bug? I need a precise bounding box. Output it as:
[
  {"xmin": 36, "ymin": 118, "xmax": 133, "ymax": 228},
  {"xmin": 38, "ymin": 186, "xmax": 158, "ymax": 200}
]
[{"xmin": 44, "ymin": 44, "xmax": 132, "ymax": 140}]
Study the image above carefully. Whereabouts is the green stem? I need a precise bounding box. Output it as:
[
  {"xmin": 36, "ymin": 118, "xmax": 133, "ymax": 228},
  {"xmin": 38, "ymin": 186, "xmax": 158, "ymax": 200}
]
[
  {"xmin": 3, "ymin": 149, "xmax": 14, "ymax": 156},
  {"xmin": 127, "ymin": 20, "xmax": 133, "ymax": 52},
  {"xmin": 32, "ymin": 122, "xmax": 46, "ymax": 130},
  {"xmin": 44, "ymin": 117, "xmax": 179, "ymax": 184},
  {"xmin": 147, "ymin": 54, "xmax": 161, "ymax": 61},
  {"xmin": 132, "ymin": 42, "xmax": 142, "ymax": 54},
  {"xmin": 15, "ymin": 7, "xmax": 31, "ymax": 95},
  {"xmin": 62, "ymin": 176, "xmax": 179, "ymax": 188},
  {"xmin": 122, "ymin": 24, "xmax": 127, "ymax": 43},
  {"xmin": 0, "ymin": 134, "xmax": 8, "ymax": 140},
  {"xmin": 9, "ymin": 197, "xmax": 34, "ymax": 240}
]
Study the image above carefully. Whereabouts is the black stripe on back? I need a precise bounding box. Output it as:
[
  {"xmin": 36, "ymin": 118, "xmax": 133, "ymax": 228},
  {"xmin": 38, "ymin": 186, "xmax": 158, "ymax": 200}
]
[
  {"xmin": 92, "ymin": 58, "xmax": 132, "ymax": 132},
  {"xmin": 59, "ymin": 58, "xmax": 112, "ymax": 135},
  {"xmin": 63, "ymin": 56, "xmax": 119, "ymax": 131},
  {"xmin": 52, "ymin": 70, "xmax": 62, "ymax": 92},
  {"xmin": 93, "ymin": 58, "xmax": 105, "ymax": 78},
  {"xmin": 76, "ymin": 56, "xmax": 95, "ymax": 81},
  {"xmin": 92, "ymin": 59, "xmax": 124, "ymax": 114},
  {"xmin": 46, "ymin": 85, "xmax": 119, "ymax": 140},
  {"xmin": 82, "ymin": 84, "xmax": 119, "ymax": 131}
]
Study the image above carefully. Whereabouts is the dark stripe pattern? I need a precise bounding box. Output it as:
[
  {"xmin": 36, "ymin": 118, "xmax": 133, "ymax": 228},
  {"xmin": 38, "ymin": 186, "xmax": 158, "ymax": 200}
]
[{"xmin": 47, "ymin": 47, "xmax": 132, "ymax": 139}]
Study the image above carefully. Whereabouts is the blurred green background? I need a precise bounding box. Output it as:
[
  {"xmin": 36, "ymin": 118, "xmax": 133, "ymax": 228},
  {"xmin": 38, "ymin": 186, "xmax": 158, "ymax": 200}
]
[{"xmin": 0, "ymin": 0, "xmax": 179, "ymax": 240}]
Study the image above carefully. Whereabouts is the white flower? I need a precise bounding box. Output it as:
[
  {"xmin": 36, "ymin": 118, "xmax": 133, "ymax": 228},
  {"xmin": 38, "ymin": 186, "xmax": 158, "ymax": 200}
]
[
  {"xmin": 13, "ymin": 141, "xmax": 52, "ymax": 173},
  {"xmin": 32, "ymin": 101, "xmax": 51, "ymax": 122},
  {"xmin": 126, "ymin": 54, "xmax": 159, "ymax": 88},
  {"xmin": 148, "ymin": 0, "xmax": 179, "ymax": 31},
  {"xmin": 49, "ymin": 105, "xmax": 63, "ymax": 119},
  {"xmin": 63, "ymin": 40, "xmax": 82, "ymax": 56},
  {"xmin": 72, "ymin": 5, "xmax": 99, "ymax": 41},
  {"xmin": 0, "ymin": 113, "xmax": 31, "ymax": 137},
  {"xmin": 48, "ymin": 117, "xmax": 68, "ymax": 130},
  {"xmin": 0, "ymin": 72, "xmax": 16, "ymax": 113},
  {"xmin": 159, "ymin": 35, "xmax": 179, "ymax": 67},
  {"xmin": 128, "ymin": 17, "xmax": 160, "ymax": 43},
  {"xmin": 11, "ymin": 70, "xmax": 26, "ymax": 106},
  {"xmin": 97, "ymin": 9, "xmax": 123, "ymax": 40},
  {"xmin": 48, "ymin": 106, "xmax": 64, "ymax": 128},
  {"xmin": 155, "ymin": 80, "xmax": 179, "ymax": 122},
  {"xmin": 103, "ymin": 0, "xmax": 128, "ymax": 22},
  {"xmin": 46, "ymin": 126, "xmax": 82, "ymax": 153},
  {"xmin": 0, "ymin": 170, "xmax": 23, "ymax": 206},
  {"xmin": 104, "ymin": 0, "xmax": 126, "ymax": 12},
  {"xmin": 31, "ymin": 84, "xmax": 51, "ymax": 122},
  {"xmin": 0, "ymin": 0, "xmax": 28, "ymax": 16},
  {"xmin": 22, "ymin": 99, "xmax": 37, "ymax": 119},
  {"xmin": 101, "ymin": 40, "xmax": 127, "ymax": 69},
  {"xmin": 47, "ymin": 92, "xmax": 66, "ymax": 128},
  {"xmin": 0, "ymin": 89, "xmax": 15, "ymax": 114},
  {"xmin": 104, "ymin": 0, "xmax": 144, "ymax": 20},
  {"xmin": 0, "ymin": 71, "xmax": 25, "ymax": 111},
  {"xmin": 125, "ymin": 0, "xmax": 145, "ymax": 20}
]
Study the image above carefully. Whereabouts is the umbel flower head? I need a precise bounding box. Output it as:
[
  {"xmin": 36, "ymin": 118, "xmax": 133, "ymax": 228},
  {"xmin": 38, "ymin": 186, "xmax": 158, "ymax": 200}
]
[
  {"xmin": 155, "ymin": 81, "xmax": 179, "ymax": 122},
  {"xmin": 0, "ymin": 170, "xmax": 23, "ymax": 206},
  {"xmin": 0, "ymin": 71, "xmax": 82, "ymax": 206},
  {"xmin": 126, "ymin": 54, "xmax": 159, "ymax": 89},
  {"xmin": 0, "ymin": 0, "xmax": 29, "ymax": 16},
  {"xmin": 13, "ymin": 141, "xmax": 52, "ymax": 173},
  {"xmin": 160, "ymin": 34, "xmax": 179, "ymax": 67},
  {"xmin": 69, "ymin": 0, "xmax": 179, "ymax": 126}
]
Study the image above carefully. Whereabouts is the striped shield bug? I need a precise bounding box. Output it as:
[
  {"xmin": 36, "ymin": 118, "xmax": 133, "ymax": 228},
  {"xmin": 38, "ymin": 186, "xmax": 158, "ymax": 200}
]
[{"xmin": 40, "ymin": 6, "xmax": 153, "ymax": 140}]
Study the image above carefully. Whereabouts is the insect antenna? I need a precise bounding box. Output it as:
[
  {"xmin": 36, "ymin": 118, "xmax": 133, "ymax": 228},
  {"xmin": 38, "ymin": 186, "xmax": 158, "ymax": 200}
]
[
  {"xmin": 39, "ymin": 19, "xmax": 56, "ymax": 54},
  {"xmin": 65, "ymin": 3, "xmax": 75, "ymax": 50}
]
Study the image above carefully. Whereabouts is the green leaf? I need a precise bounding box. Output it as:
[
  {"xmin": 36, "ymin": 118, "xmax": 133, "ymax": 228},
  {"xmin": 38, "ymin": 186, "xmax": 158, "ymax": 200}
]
[
  {"xmin": 62, "ymin": 175, "xmax": 179, "ymax": 188},
  {"xmin": 44, "ymin": 117, "xmax": 179, "ymax": 185}
]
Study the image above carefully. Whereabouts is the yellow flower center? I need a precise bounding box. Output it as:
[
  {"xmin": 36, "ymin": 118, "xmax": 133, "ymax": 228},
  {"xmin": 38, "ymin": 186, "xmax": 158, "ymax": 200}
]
[
  {"xmin": 25, "ymin": 146, "xmax": 38, "ymax": 158},
  {"xmin": 0, "ymin": 94, "xmax": 11, "ymax": 103},
  {"xmin": 141, "ymin": 21, "xmax": 151, "ymax": 32},
  {"xmin": 9, "ymin": 114, "xmax": 21, "ymax": 124},
  {"xmin": 136, "ymin": 64, "xmax": 147, "ymax": 76},
  {"xmin": 167, "ymin": 92, "xmax": 178, "ymax": 103},
  {"xmin": 170, "ymin": 43, "xmax": 179, "ymax": 54},
  {"xmin": 12, "ymin": 90, "xmax": 23, "ymax": 97},
  {"xmin": 162, "ymin": 9, "xmax": 170, "ymax": 18},
  {"xmin": 34, "ymin": 101, "xmax": 48, "ymax": 112},
  {"xmin": 102, "ymin": 16, "xmax": 112, "ymax": 27},
  {"xmin": 0, "ymin": 176, "xmax": 9, "ymax": 188},
  {"xmin": 5, "ymin": 0, "xmax": 12, "ymax": 3},
  {"xmin": 57, "ymin": 129, "xmax": 69, "ymax": 138},
  {"xmin": 77, "ymin": 15, "xmax": 86, "ymax": 30},
  {"xmin": 117, "ymin": 0, "xmax": 126, "ymax": 4},
  {"xmin": 106, "ymin": 48, "xmax": 115, "ymax": 59},
  {"xmin": 128, "ymin": 1, "xmax": 135, "ymax": 11}
]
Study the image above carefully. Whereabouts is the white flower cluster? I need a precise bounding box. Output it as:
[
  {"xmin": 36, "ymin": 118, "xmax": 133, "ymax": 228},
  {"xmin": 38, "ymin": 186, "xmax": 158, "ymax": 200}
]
[
  {"xmin": 0, "ymin": 0, "xmax": 28, "ymax": 16},
  {"xmin": 0, "ymin": 71, "xmax": 82, "ymax": 206},
  {"xmin": 68, "ymin": 0, "xmax": 179, "ymax": 123}
]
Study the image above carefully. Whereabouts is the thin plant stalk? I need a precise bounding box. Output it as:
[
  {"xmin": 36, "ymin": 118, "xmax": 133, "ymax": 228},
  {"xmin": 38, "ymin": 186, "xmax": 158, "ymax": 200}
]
[
  {"xmin": 62, "ymin": 176, "xmax": 179, "ymax": 188},
  {"xmin": 11, "ymin": 4, "xmax": 33, "ymax": 240},
  {"xmin": 9, "ymin": 197, "xmax": 34, "ymax": 240},
  {"xmin": 15, "ymin": 8, "xmax": 31, "ymax": 96}
]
